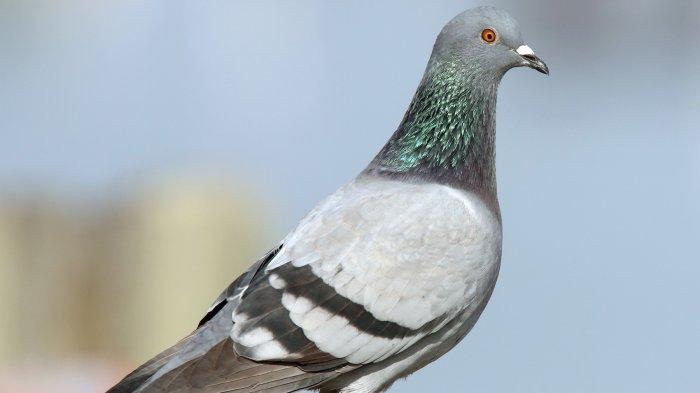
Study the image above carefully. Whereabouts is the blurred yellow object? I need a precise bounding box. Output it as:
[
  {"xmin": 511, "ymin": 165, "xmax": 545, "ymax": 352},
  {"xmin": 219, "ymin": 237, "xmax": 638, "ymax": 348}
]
[{"xmin": 0, "ymin": 172, "xmax": 270, "ymax": 390}]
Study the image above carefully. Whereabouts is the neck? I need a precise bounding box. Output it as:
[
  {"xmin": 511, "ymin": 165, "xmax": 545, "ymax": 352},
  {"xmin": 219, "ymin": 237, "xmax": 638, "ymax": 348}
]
[{"xmin": 366, "ymin": 59, "xmax": 500, "ymax": 201}]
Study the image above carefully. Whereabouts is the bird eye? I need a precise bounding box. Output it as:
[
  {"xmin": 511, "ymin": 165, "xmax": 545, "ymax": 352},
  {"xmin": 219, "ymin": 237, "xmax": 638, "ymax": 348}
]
[{"xmin": 481, "ymin": 28, "xmax": 497, "ymax": 43}]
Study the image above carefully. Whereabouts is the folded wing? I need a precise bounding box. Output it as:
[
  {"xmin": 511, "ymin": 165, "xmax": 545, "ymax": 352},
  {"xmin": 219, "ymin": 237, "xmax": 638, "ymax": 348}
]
[{"xmin": 230, "ymin": 176, "xmax": 501, "ymax": 370}]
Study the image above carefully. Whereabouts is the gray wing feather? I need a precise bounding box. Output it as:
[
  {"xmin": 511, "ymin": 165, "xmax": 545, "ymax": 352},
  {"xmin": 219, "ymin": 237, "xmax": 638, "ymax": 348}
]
[
  {"xmin": 108, "ymin": 246, "xmax": 340, "ymax": 393},
  {"xmin": 141, "ymin": 336, "xmax": 335, "ymax": 392},
  {"xmin": 198, "ymin": 246, "xmax": 282, "ymax": 328}
]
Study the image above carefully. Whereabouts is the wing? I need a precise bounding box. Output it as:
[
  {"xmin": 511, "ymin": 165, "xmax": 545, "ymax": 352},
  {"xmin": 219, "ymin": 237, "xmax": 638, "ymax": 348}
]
[
  {"xmin": 229, "ymin": 175, "xmax": 502, "ymax": 370},
  {"xmin": 110, "ymin": 248, "xmax": 342, "ymax": 393}
]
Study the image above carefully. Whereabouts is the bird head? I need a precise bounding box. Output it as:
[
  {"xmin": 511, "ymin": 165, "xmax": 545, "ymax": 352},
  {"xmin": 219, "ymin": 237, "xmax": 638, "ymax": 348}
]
[{"xmin": 431, "ymin": 6, "xmax": 549, "ymax": 79}]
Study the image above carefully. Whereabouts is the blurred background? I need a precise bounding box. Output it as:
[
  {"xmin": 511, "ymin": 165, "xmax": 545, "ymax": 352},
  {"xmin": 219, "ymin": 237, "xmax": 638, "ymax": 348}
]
[{"xmin": 0, "ymin": 0, "xmax": 698, "ymax": 392}]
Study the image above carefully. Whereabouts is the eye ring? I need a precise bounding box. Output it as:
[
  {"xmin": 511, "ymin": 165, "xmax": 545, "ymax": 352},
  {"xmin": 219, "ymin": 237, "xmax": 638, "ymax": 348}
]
[{"xmin": 481, "ymin": 28, "xmax": 497, "ymax": 44}]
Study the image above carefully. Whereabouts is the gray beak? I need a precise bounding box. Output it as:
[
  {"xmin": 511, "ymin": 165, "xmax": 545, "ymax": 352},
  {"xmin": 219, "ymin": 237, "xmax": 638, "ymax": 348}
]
[{"xmin": 516, "ymin": 45, "xmax": 549, "ymax": 75}]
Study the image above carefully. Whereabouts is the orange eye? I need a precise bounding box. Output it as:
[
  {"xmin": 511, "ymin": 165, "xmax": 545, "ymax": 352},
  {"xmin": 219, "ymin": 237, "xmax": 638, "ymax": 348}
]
[{"xmin": 481, "ymin": 28, "xmax": 497, "ymax": 43}]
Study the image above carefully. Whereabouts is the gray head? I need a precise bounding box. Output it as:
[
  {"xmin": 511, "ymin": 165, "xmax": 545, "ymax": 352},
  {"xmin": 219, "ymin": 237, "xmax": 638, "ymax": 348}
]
[
  {"xmin": 368, "ymin": 7, "xmax": 547, "ymax": 206},
  {"xmin": 430, "ymin": 6, "xmax": 548, "ymax": 78}
]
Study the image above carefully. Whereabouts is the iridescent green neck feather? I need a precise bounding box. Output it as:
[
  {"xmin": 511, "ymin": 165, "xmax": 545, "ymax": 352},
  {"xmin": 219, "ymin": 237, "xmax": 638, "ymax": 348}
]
[{"xmin": 367, "ymin": 59, "xmax": 500, "ymax": 197}]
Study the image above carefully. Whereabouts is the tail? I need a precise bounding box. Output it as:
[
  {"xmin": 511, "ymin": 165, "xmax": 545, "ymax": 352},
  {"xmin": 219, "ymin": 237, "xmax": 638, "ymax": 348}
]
[{"xmin": 108, "ymin": 307, "xmax": 337, "ymax": 392}]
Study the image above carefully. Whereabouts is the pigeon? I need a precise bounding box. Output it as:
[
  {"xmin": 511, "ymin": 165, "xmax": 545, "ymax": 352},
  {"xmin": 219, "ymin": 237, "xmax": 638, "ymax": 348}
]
[{"xmin": 109, "ymin": 6, "xmax": 548, "ymax": 393}]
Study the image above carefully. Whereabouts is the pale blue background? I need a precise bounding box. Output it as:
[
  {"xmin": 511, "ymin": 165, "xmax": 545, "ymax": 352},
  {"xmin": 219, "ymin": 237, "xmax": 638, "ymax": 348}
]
[{"xmin": 1, "ymin": 1, "xmax": 699, "ymax": 391}]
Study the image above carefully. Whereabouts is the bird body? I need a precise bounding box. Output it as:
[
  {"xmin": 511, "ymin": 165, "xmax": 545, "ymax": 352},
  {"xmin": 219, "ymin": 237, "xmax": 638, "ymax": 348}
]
[{"xmin": 110, "ymin": 6, "xmax": 547, "ymax": 393}]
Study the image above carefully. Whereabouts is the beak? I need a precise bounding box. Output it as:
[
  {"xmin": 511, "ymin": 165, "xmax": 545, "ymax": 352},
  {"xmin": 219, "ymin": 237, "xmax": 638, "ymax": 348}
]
[{"xmin": 516, "ymin": 45, "xmax": 549, "ymax": 75}]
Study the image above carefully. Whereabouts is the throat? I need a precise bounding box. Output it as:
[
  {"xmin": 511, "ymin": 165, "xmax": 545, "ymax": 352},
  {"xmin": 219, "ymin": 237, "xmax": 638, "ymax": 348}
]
[{"xmin": 367, "ymin": 60, "xmax": 499, "ymax": 197}]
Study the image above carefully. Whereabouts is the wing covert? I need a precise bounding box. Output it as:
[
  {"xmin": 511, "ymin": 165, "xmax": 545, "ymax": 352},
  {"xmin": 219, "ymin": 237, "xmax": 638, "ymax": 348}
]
[{"xmin": 227, "ymin": 176, "xmax": 501, "ymax": 369}]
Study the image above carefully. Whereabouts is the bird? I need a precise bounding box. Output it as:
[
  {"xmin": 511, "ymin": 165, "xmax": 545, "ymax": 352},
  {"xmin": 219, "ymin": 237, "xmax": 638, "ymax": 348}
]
[{"xmin": 109, "ymin": 6, "xmax": 548, "ymax": 393}]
